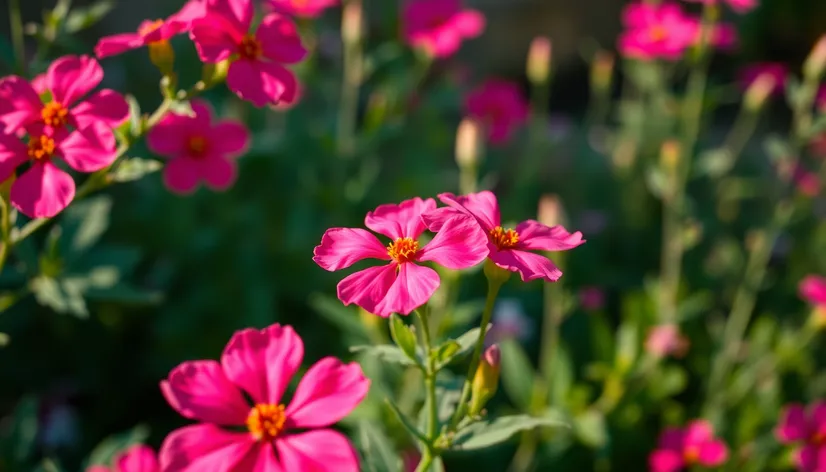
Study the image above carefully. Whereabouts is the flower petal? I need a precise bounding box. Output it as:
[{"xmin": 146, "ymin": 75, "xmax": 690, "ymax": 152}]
[
  {"xmin": 489, "ymin": 248, "xmax": 562, "ymax": 282},
  {"xmin": 697, "ymin": 439, "xmax": 728, "ymax": 467},
  {"xmin": 257, "ymin": 14, "xmax": 308, "ymax": 64},
  {"xmin": 221, "ymin": 323, "xmax": 304, "ymax": 405},
  {"xmin": 47, "ymin": 55, "xmax": 103, "ymax": 107},
  {"xmin": 208, "ymin": 0, "xmax": 254, "ymax": 32},
  {"xmin": 438, "ymin": 191, "xmax": 500, "ymax": 231},
  {"xmin": 275, "ymin": 429, "xmax": 360, "ymax": 472},
  {"xmin": 285, "ymin": 358, "xmax": 369, "ymax": 428},
  {"xmin": 0, "ymin": 132, "xmax": 29, "ymax": 181},
  {"xmin": 648, "ymin": 450, "xmax": 684, "ymax": 472},
  {"xmin": 71, "ymin": 89, "xmax": 129, "ymax": 129},
  {"xmin": 147, "ymin": 114, "xmax": 192, "ymax": 157},
  {"xmin": 452, "ymin": 9, "xmax": 485, "ymax": 37},
  {"xmin": 336, "ymin": 264, "xmax": 398, "ymax": 316},
  {"xmin": 116, "ymin": 445, "xmax": 159, "ymax": 472},
  {"xmin": 160, "ymin": 360, "xmax": 250, "ymax": 425},
  {"xmin": 159, "ymin": 424, "xmax": 256, "ymax": 472},
  {"xmin": 86, "ymin": 467, "xmax": 111, "ymax": 472},
  {"xmin": 11, "ymin": 162, "xmax": 75, "ymax": 218},
  {"xmin": 190, "ymin": 14, "xmax": 242, "ymax": 63},
  {"xmin": 796, "ymin": 445, "xmax": 820, "ymax": 472},
  {"xmin": 233, "ymin": 442, "xmax": 284, "ymax": 472},
  {"xmin": 226, "ymin": 60, "xmax": 279, "ymax": 107},
  {"xmin": 168, "ymin": 0, "xmax": 209, "ymax": 25},
  {"xmin": 364, "ymin": 197, "xmax": 436, "ymax": 240},
  {"xmin": 657, "ymin": 428, "xmax": 685, "ymax": 451},
  {"xmin": 374, "ymin": 262, "xmax": 439, "ymax": 316},
  {"xmin": 683, "ymin": 420, "xmax": 714, "ymax": 446},
  {"xmin": 514, "ymin": 220, "xmax": 585, "ymax": 252},
  {"xmin": 212, "ymin": 121, "xmax": 250, "ymax": 157},
  {"xmin": 799, "ymin": 275, "xmax": 826, "ymax": 306},
  {"xmin": 811, "ymin": 401, "xmax": 826, "ymax": 438},
  {"xmin": 59, "ymin": 122, "xmax": 117, "ymax": 172},
  {"xmin": 0, "ymin": 76, "xmax": 42, "ymax": 132},
  {"xmin": 200, "ymin": 157, "xmax": 237, "ymax": 191},
  {"xmin": 313, "ymin": 228, "xmax": 389, "ymax": 271},
  {"xmin": 418, "ymin": 215, "xmax": 488, "ymax": 269},
  {"xmin": 776, "ymin": 404, "xmax": 809, "ymax": 443},
  {"xmin": 94, "ymin": 33, "xmax": 145, "ymax": 59},
  {"xmin": 163, "ymin": 158, "xmax": 200, "ymax": 194}
]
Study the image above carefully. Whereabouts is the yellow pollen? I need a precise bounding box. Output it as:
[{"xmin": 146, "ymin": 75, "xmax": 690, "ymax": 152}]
[
  {"xmin": 246, "ymin": 404, "xmax": 287, "ymax": 442},
  {"xmin": 187, "ymin": 135, "xmax": 209, "ymax": 157},
  {"xmin": 649, "ymin": 25, "xmax": 668, "ymax": 42},
  {"xmin": 489, "ymin": 226, "xmax": 519, "ymax": 249},
  {"xmin": 41, "ymin": 102, "xmax": 69, "ymax": 128},
  {"xmin": 387, "ymin": 237, "xmax": 419, "ymax": 263},
  {"xmin": 138, "ymin": 19, "xmax": 165, "ymax": 38},
  {"xmin": 683, "ymin": 445, "xmax": 700, "ymax": 464},
  {"xmin": 238, "ymin": 34, "xmax": 263, "ymax": 60},
  {"xmin": 27, "ymin": 135, "xmax": 56, "ymax": 161}
]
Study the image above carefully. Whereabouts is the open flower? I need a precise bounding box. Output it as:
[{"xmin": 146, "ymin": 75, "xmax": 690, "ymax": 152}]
[
  {"xmin": 424, "ymin": 191, "xmax": 585, "ymax": 282},
  {"xmin": 645, "ymin": 324, "xmax": 689, "ymax": 358},
  {"xmin": 649, "ymin": 420, "xmax": 729, "ymax": 472},
  {"xmin": 402, "ymin": 0, "xmax": 485, "ymax": 59},
  {"xmin": 159, "ymin": 323, "xmax": 369, "ymax": 471},
  {"xmin": 313, "ymin": 197, "xmax": 488, "ymax": 317},
  {"xmin": 147, "ymin": 100, "xmax": 249, "ymax": 194},
  {"xmin": 190, "ymin": 0, "xmax": 307, "ymax": 107},
  {"xmin": 0, "ymin": 123, "xmax": 117, "ymax": 218},
  {"xmin": 618, "ymin": 2, "xmax": 696, "ymax": 61},
  {"xmin": 266, "ymin": 0, "xmax": 339, "ymax": 18},
  {"xmin": 87, "ymin": 445, "xmax": 158, "ymax": 472},
  {"xmin": 94, "ymin": 0, "xmax": 206, "ymax": 58},
  {"xmin": 465, "ymin": 80, "xmax": 529, "ymax": 145},
  {"xmin": 800, "ymin": 275, "xmax": 826, "ymax": 307},
  {"xmin": 683, "ymin": 0, "xmax": 758, "ymax": 14},
  {"xmin": 776, "ymin": 402, "xmax": 826, "ymax": 472},
  {"xmin": 0, "ymin": 55, "xmax": 128, "ymax": 133}
]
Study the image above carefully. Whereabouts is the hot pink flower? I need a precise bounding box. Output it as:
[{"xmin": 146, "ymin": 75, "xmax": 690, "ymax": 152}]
[
  {"xmin": 739, "ymin": 62, "xmax": 788, "ymax": 95},
  {"xmin": 817, "ymin": 86, "xmax": 826, "ymax": 113},
  {"xmin": 314, "ymin": 197, "xmax": 488, "ymax": 317},
  {"xmin": 696, "ymin": 22, "xmax": 739, "ymax": 50},
  {"xmin": 147, "ymin": 100, "xmax": 249, "ymax": 194},
  {"xmin": 618, "ymin": 2, "xmax": 696, "ymax": 61},
  {"xmin": 465, "ymin": 80, "xmax": 529, "ymax": 145},
  {"xmin": 402, "ymin": 0, "xmax": 485, "ymax": 59},
  {"xmin": 159, "ymin": 323, "xmax": 369, "ymax": 471},
  {"xmin": 645, "ymin": 324, "xmax": 689, "ymax": 358},
  {"xmin": 190, "ymin": 0, "xmax": 307, "ymax": 107},
  {"xmin": 266, "ymin": 0, "xmax": 339, "ymax": 18},
  {"xmin": 0, "ymin": 55, "xmax": 128, "ymax": 133},
  {"xmin": 424, "ymin": 191, "xmax": 585, "ymax": 282},
  {"xmin": 794, "ymin": 166, "xmax": 820, "ymax": 197},
  {"xmin": 87, "ymin": 444, "xmax": 158, "ymax": 472},
  {"xmin": 683, "ymin": 0, "xmax": 758, "ymax": 14},
  {"xmin": 649, "ymin": 420, "xmax": 729, "ymax": 472},
  {"xmin": 776, "ymin": 402, "xmax": 826, "ymax": 472},
  {"xmin": 579, "ymin": 286, "xmax": 606, "ymax": 311},
  {"xmin": 799, "ymin": 275, "xmax": 826, "ymax": 307},
  {"xmin": 0, "ymin": 123, "xmax": 117, "ymax": 218},
  {"xmin": 94, "ymin": 1, "xmax": 206, "ymax": 58}
]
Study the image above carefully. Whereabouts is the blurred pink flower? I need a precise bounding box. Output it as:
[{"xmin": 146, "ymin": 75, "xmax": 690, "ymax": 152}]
[
  {"xmin": 618, "ymin": 2, "xmax": 696, "ymax": 61},
  {"xmin": 147, "ymin": 100, "xmax": 249, "ymax": 194},
  {"xmin": 579, "ymin": 286, "xmax": 606, "ymax": 311},
  {"xmin": 267, "ymin": 0, "xmax": 339, "ymax": 18},
  {"xmin": 87, "ymin": 445, "xmax": 159, "ymax": 472},
  {"xmin": 794, "ymin": 165, "xmax": 820, "ymax": 197},
  {"xmin": 799, "ymin": 275, "xmax": 826, "ymax": 307},
  {"xmin": 402, "ymin": 0, "xmax": 485, "ymax": 59},
  {"xmin": 191, "ymin": 0, "xmax": 307, "ymax": 107},
  {"xmin": 424, "ymin": 191, "xmax": 585, "ymax": 282},
  {"xmin": 699, "ymin": 22, "xmax": 739, "ymax": 50},
  {"xmin": 683, "ymin": 0, "xmax": 758, "ymax": 14},
  {"xmin": 738, "ymin": 62, "xmax": 788, "ymax": 95},
  {"xmin": 649, "ymin": 420, "xmax": 729, "ymax": 472},
  {"xmin": 776, "ymin": 402, "xmax": 826, "ymax": 472},
  {"xmin": 645, "ymin": 324, "xmax": 689, "ymax": 358},
  {"xmin": 817, "ymin": 86, "xmax": 826, "ymax": 113},
  {"xmin": 465, "ymin": 80, "xmax": 529, "ymax": 145},
  {"xmin": 314, "ymin": 198, "xmax": 488, "ymax": 317},
  {"xmin": 0, "ymin": 55, "xmax": 128, "ymax": 133},
  {"xmin": 94, "ymin": 1, "xmax": 205, "ymax": 58},
  {"xmin": 486, "ymin": 299, "xmax": 531, "ymax": 345},
  {"xmin": 159, "ymin": 323, "xmax": 369, "ymax": 471}
]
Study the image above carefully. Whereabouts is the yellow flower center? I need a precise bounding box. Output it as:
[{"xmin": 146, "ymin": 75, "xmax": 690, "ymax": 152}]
[
  {"xmin": 187, "ymin": 135, "xmax": 209, "ymax": 157},
  {"xmin": 246, "ymin": 404, "xmax": 287, "ymax": 442},
  {"xmin": 489, "ymin": 226, "xmax": 519, "ymax": 249},
  {"xmin": 649, "ymin": 25, "xmax": 668, "ymax": 42},
  {"xmin": 27, "ymin": 135, "xmax": 56, "ymax": 161},
  {"xmin": 387, "ymin": 237, "xmax": 419, "ymax": 263},
  {"xmin": 683, "ymin": 445, "xmax": 700, "ymax": 464},
  {"xmin": 41, "ymin": 102, "xmax": 69, "ymax": 128},
  {"xmin": 238, "ymin": 34, "xmax": 263, "ymax": 60}
]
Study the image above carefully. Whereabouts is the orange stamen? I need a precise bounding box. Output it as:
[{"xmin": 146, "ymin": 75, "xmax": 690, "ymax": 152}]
[
  {"xmin": 238, "ymin": 34, "xmax": 263, "ymax": 60},
  {"xmin": 27, "ymin": 135, "xmax": 56, "ymax": 161},
  {"xmin": 246, "ymin": 404, "xmax": 287, "ymax": 442},
  {"xmin": 387, "ymin": 237, "xmax": 419, "ymax": 263},
  {"xmin": 41, "ymin": 102, "xmax": 69, "ymax": 128},
  {"xmin": 489, "ymin": 226, "xmax": 519, "ymax": 249},
  {"xmin": 187, "ymin": 135, "xmax": 209, "ymax": 157}
]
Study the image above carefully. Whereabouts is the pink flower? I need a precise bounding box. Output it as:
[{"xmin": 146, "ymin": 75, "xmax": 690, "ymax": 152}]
[
  {"xmin": 94, "ymin": 1, "xmax": 206, "ymax": 58},
  {"xmin": 817, "ymin": 86, "xmax": 826, "ymax": 113},
  {"xmin": 0, "ymin": 55, "xmax": 128, "ymax": 133},
  {"xmin": 683, "ymin": 0, "xmax": 758, "ymax": 14},
  {"xmin": 799, "ymin": 275, "xmax": 826, "ymax": 308},
  {"xmin": 738, "ymin": 62, "xmax": 788, "ymax": 95},
  {"xmin": 266, "ymin": 0, "xmax": 339, "ymax": 18},
  {"xmin": 159, "ymin": 323, "xmax": 369, "ymax": 472},
  {"xmin": 776, "ymin": 402, "xmax": 826, "ymax": 472},
  {"xmin": 794, "ymin": 166, "xmax": 820, "ymax": 197},
  {"xmin": 618, "ymin": 3, "xmax": 696, "ymax": 60},
  {"xmin": 314, "ymin": 197, "xmax": 488, "ymax": 317},
  {"xmin": 579, "ymin": 286, "xmax": 606, "ymax": 311},
  {"xmin": 697, "ymin": 22, "xmax": 739, "ymax": 50},
  {"xmin": 424, "ymin": 191, "xmax": 585, "ymax": 282},
  {"xmin": 645, "ymin": 324, "xmax": 689, "ymax": 358},
  {"xmin": 649, "ymin": 420, "xmax": 729, "ymax": 472},
  {"xmin": 190, "ymin": 0, "xmax": 307, "ymax": 107},
  {"xmin": 147, "ymin": 100, "xmax": 249, "ymax": 194},
  {"xmin": 87, "ymin": 444, "xmax": 158, "ymax": 472},
  {"xmin": 0, "ymin": 123, "xmax": 117, "ymax": 218},
  {"xmin": 465, "ymin": 80, "xmax": 529, "ymax": 145},
  {"xmin": 402, "ymin": 0, "xmax": 485, "ymax": 59}
]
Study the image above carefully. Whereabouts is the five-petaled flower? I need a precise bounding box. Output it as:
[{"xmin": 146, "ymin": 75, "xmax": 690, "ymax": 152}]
[
  {"xmin": 86, "ymin": 444, "xmax": 159, "ymax": 472},
  {"xmin": 147, "ymin": 100, "xmax": 249, "ymax": 194},
  {"xmin": 190, "ymin": 0, "xmax": 307, "ymax": 107},
  {"xmin": 464, "ymin": 80, "xmax": 529, "ymax": 145},
  {"xmin": 402, "ymin": 0, "xmax": 485, "ymax": 59},
  {"xmin": 776, "ymin": 402, "xmax": 826, "ymax": 472},
  {"xmin": 649, "ymin": 420, "xmax": 729, "ymax": 472},
  {"xmin": 313, "ymin": 197, "xmax": 488, "ymax": 317},
  {"xmin": 618, "ymin": 2, "xmax": 696, "ymax": 61},
  {"xmin": 159, "ymin": 323, "xmax": 369, "ymax": 471},
  {"xmin": 266, "ymin": 0, "xmax": 339, "ymax": 18},
  {"xmin": 424, "ymin": 191, "xmax": 585, "ymax": 282}
]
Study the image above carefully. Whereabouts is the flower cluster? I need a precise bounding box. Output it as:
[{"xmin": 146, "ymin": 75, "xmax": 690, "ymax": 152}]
[
  {"xmin": 649, "ymin": 420, "xmax": 728, "ymax": 472},
  {"xmin": 776, "ymin": 402, "xmax": 826, "ymax": 472},
  {"xmin": 402, "ymin": 0, "xmax": 485, "ymax": 59}
]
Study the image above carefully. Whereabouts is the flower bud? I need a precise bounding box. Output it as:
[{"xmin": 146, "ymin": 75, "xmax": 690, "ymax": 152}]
[
  {"xmin": 342, "ymin": 0, "xmax": 363, "ymax": 45},
  {"xmin": 744, "ymin": 73, "xmax": 776, "ymax": 111},
  {"xmin": 537, "ymin": 194, "xmax": 565, "ymax": 228},
  {"xmin": 659, "ymin": 140, "xmax": 681, "ymax": 171},
  {"xmin": 804, "ymin": 35, "xmax": 826, "ymax": 81},
  {"xmin": 590, "ymin": 50, "xmax": 615, "ymax": 93},
  {"xmin": 809, "ymin": 307, "xmax": 826, "ymax": 331},
  {"xmin": 526, "ymin": 36, "xmax": 552, "ymax": 85},
  {"xmin": 455, "ymin": 118, "xmax": 483, "ymax": 168},
  {"xmin": 469, "ymin": 344, "xmax": 501, "ymax": 416},
  {"xmin": 148, "ymin": 41, "xmax": 175, "ymax": 77}
]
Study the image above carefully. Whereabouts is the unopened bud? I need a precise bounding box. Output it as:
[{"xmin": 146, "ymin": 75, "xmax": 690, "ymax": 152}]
[
  {"xmin": 660, "ymin": 140, "xmax": 681, "ymax": 171},
  {"xmin": 469, "ymin": 344, "xmax": 501, "ymax": 416},
  {"xmin": 804, "ymin": 35, "xmax": 826, "ymax": 81},
  {"xmin": 455, "ymin": 118, "xmax": 483, "ymax": 168},
  {"xmin": 526, "ymin": 36, "xmax": 552, "ymax": 85},
  {"xmin": 809, "ymin": 307, "xmax": 826, "ymax": 331},
  {"xmin": 537, "ymin": 194, "xmax": 565, "ymax": 228},
  {"xmin": 744, "ymin": 73, "xmax": 776, "ymax": 111},
  {"xmin": 590, "ymin": 50, "xmax": 615, "ymax": 92},
  {"xmin": 148, "ymin": 41, "xmax": 175, "ymax": 76},
  {"xmin": 202, "ymin": 59, "xmax": 230, "ymax": 87},
  {"xmin": 342, "ymin": 0, "xmax": 363, "ymax": 45}
]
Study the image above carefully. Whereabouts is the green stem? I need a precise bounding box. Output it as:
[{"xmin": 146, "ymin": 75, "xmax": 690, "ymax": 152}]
[
  {"xmin": 336, "ymin": 0, "xmax": 362, "ymax": 159},
  {"xmin": 414, "ymin": 308, "xmax": 440, "ymax": 472},
  {"xmin": 9, "ymin": 0, "xmax": 26, "ymax": 74},
  {"xmin": 414, "ymin": 449, "xmax": 435, "ymax": 472},
  {"xmin": 0, "ymin": 196, "xmax": 10, "ymax": 276}
]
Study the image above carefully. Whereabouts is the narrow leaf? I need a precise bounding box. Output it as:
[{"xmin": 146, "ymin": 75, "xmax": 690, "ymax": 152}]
[
  {"xmin": 389, "ymin": 314, "xmax": 419, "ymax": 365},
  {"xmin": 350, "ymin": 345, "xmax": 416, "ymax": 366},
  {"xmin": 110, "ymin": 158, "xmax": 163, "ymax": 183},
  {"xmin": 385, "ymin": 399, "xmax": 427, "ymax": 443},
  {"xmin": 451, "ymin": 414, "xmax": 568, "ymax": 450},
  {"xmin": 358, "ymin": 422, "xmax": 401, "ymax": 472}
]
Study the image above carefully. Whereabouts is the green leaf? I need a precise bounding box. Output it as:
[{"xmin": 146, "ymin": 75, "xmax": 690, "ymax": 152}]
[
  {"xmin": 574, "ymin": 409, "xmax": 608, "ymax": 448},
  {"xmin": 385, "ymin": 399, "xmax": 427, "ymax": 443},
  {"xmin": 30, "ymin": 276, "xmax": 88, "ymax": 318},
  {"xmin": 447, "ymin": 299, "xmax": 486, "ymax": 327},
  {"xmin": 437, "ymin": 387, "xmax": 462, "ymax": 424},
  {"xmin": 696, "ymin": 149, "xmax": 734, "ymax": 178},
  {"xmin": 453, "ymin": 326, "xmax": 487, "ymax": 359},
  {"xmin": 451, "ymin": 414, "xmax": 568, "ymax": 450},
  {"xmin": 84, "ymin": 425, "xmax": 149, "ymax": 469},
  {"xmin": 309, "ymin": 293, "xmax": 365, "ymax": 338},
  {"xmin": 389, "ymin": 314, "xmax": 419, "ymax": 365},
  {"xmin": 64, "ymin": 0, "xmax": 115, "ymax": 33},
  {"xmin": 1, "ymin": 396, "xmax": 38, "ymax": 462},
  {"xmin": 614, "ymin": 322, "xmax": 638, "ymax": 374},
  {"xmin": 110, "ymin": 158, "xmax": 163, "ymax": 183},
  {"xmin": 59, "ymin": 196, "xmax": 112, "ymax": 257},
  {"xmin": 0, "ymin": 332, "xmax": 9, "ymax": 347},
  {"xmin": 499, "ymin": 339, "xmax": 534, "ymax": 411},
  {"xmin": 358, "ymin": 422, "xmax": 401, "ymax": 472},
  {"xmin": 350, "ymin": 345, "xmax": 416, "ymax": 366},
  {"xmin": 433, "ymin": 340, "xmax": 461, "ymax": 369}
]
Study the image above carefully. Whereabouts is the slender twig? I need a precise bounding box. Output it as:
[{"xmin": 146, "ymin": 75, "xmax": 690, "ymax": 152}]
[{"xmin": 9, "ymin": 0, "xmax": 26, "ymax": 74}]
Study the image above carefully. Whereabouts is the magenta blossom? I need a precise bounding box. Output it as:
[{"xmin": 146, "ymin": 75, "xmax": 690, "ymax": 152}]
[
  {"xmin": 739, "ymin": 62, "xmax": 788, "ymax": 95},
  {"xmin": 618, "ymin": 2, "xmax": 696, "ymax": 60},
  {"xmin": 794, "ymin": 165, "xmax": 820, "ymax": 197},
  {"xmin": 87, "ymin": 445, "xmax": 158, "ymax": 472},
  {"xmin": 645, "ymin": 324, "xmax": 689, "ymax": 358},
  {"xmin": 402, "ymin": 0, "xmax": 485, "ymax": 59},
  {"xmin": 817, "ymin": 86, "xmax": 826, "ymax": 113},
  {"xmin": 776, "ymin": 402, "xmax": 826, "ymax": 472},
  {"xmin": 190, "ymin": 0, "xmax": 307, "ymax": 107},
  {"xmin": 800, "ymin": 275, "xmax": 826, "ymax": 307},
  {"xmin": 424, "ymin": 191, "xmax": 585, "ymax": 282},
  {"xmin": 649, "ymin": 420, "xmax": 729, "ymax": 472},
  {"xmin": 159, "ymin": 323, "xmax": 369, "ymax": 471},
  {"xmin": 683, "ymin": 0, "xmax": 758, "ymax": 14},
  {"xmin": 147, "ymin": 100, "xmax": 249, "ymax": 194},
  {"xmin": 94, "ymin": 1, "xmax": 205, "ymax": 58},
  {"xmin": 0, "ymin": 55, "xmax": 128, "ymax": 133},
  {"xmin": 266, "ymin": 0, "xmax": 339, "ymax": 18},
  {"xmin": 314, "ymin": 197, "xmax": 488, "ymax": 317},
  {"xmin": 465, "ymin": 80, "xmax": 529, "ymax": 145}
]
